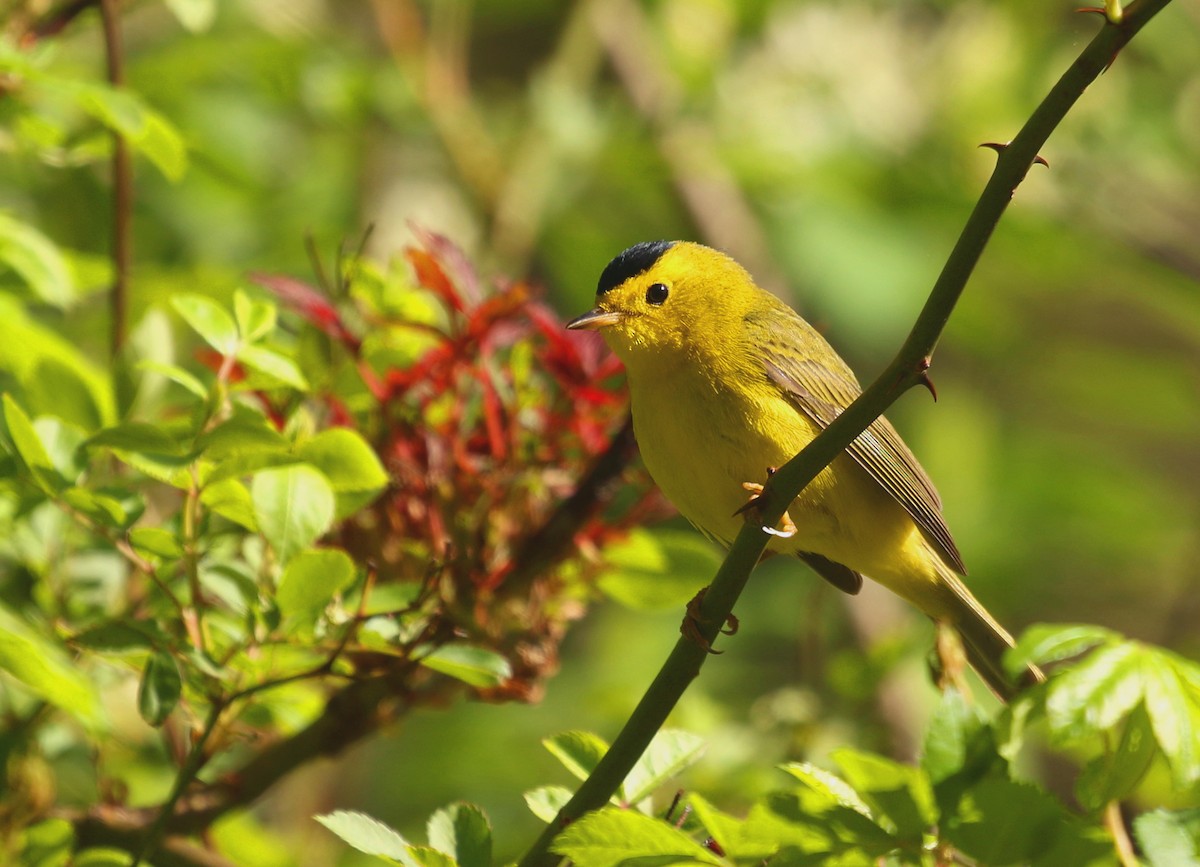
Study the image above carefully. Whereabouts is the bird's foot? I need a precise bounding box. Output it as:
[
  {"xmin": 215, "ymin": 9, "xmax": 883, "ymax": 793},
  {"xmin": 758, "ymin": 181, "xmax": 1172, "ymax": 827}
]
[
  {"xmin": 681, "ymin": 588, "xmax": 739, "ymax": 654},
  {"xmin": 736, "ymin": 469, "xmax": 797, "ymax": 538}
]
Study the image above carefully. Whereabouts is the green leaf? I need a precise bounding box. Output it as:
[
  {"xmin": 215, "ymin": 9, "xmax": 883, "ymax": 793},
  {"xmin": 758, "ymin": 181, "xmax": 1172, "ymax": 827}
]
[
  {"xmin": 0, "ymin": 603, "xmax": 104, "ymax": 729},
  {"xmin": 417, "ymin": 643, "xmax": 512, "ymax": 688},
  {"xmin": 84, "ymin": 421, "xmax": 187, "ymax": 458},
  {"xmin": 19, "ymin": 818, "xmax": 74, "ymax": 867},
  {"xmin": 406, "ymin": 847, "xmax": 456, "ymax": 867},
  {"xmin": 237, "ymin": 344, "xmax": 308, "ymax": 390},
  {"xmin": 296, "ymin": 428, "xmax": 389, "ymax": 517},
  {"xmin": 1143, "ymin": 650, "xmax": 1200, "ymax": 788},
  {"xmin": 1006, "ymin": 623, "xmax": 1120, "ymax": 678},
  {"xmin": 71, "ymin": 620, "xmax": 165, "ymax": 653},
  {"xmin": 72, "ymin": 848, "xmax": 133, "ymax": 866},
  {"xmin": 2, "ymin": 393, "xmax": 65, "ymax": 493},
  {"xmin": 276, "ymin": 548, "xmax": 357, "ymax": 624},
  {"xmin": 136, "ymin": 359, "xmax": 208, "ymax": 399},
  {"xmin": 0, "ymin": 212, "xmax": 74, "ymax": 306},
  {"xmin": 832, "ymin": 748, "xmax": 937, "ymax": 839},
  {"xmin": 128, "ymin": 527, "xmax": 185, "ymax": 560},
  {"xmin": 921, "ymin": 688, "xmax": 990, "ymax": 784},
  {"xmin": 138, "ymin": 652, "xmax": 182, "ymax": 727},
  {"xmin": 759, "ymin": 787, "xmax": 895, "ymax": 858},
  {"xmin": 234, "ymin": 290, "xmax": 276, "ymax": 342},
  {"xmin": 1044, "ymin": 642, "xmax": 1144, "ymax": 743},
  {"xmin": 34, "ymin": 417, "xmax": 88, "ymax": 481},
  {"xmin": 597, "ymin": 528, "xmax": 720, "ymax": 610},
  {"xmin": 198, "ymin": 411, "xmax": 288, "ymax": 460},
  {"xmin": 55, "ymin": 79, "xmax": 188, "ymax": 181},
  {"xmin": 551, "ymin": 807, "xmax": 723, "ymax": 867},
  {"xmin": 943, "ymin": 777, "xmax": 1068, "ymax": 865},
  {"xmin": 543, "ymin": 731, "xmax": 610, "ymax": 782},
  {"xmin": 523, "ymin": 786, "xmax": 572, "ymax": 823},
  {"xmin": 1134, "ymin": 809, "xmax": 1200, "ymax": 867},
  {"xmin": 622, "ymin": 728, "xmax": 706, "ymax": 804},
  {"xmin": 26, "ymin": 357, "xmax": 106, "ymax": 431},
  {"xmin": 684, "ymin": 792, "xmax": 743, "ymax": 859},
  {"xmin": 315, "ymin": 811, "xmax": 413, "ymax": 865},
  {"xmin": 1076, "ymin": 702, "xmax": 1158, "ymax": 810},
  {"xmin": 62, "ymin": 486, "xmax": 131, "ymax": 528},
  {"xmin": 779, "ymin": 763, "xmax": 873, "ymax": 818},
  {"xmin": 250, "ymin": 464, "xmax": 335, "ymax": 563},
  {"xmin": 201, "ymin": 477, "xmax": 258, "ymax": 530},
  {"xmin": 172, "ymin": 295, "xmax": 239, "ymax": 355},
  {"xmin": 427, "ymin": 803, "xmax": 491, "ymax": 867}
]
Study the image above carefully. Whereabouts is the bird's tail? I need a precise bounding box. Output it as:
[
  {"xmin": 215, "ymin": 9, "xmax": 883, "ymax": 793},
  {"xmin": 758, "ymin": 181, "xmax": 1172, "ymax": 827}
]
[{"xmin": 931, "ymin": 558, "xmax": 1044, "ymax": 701}]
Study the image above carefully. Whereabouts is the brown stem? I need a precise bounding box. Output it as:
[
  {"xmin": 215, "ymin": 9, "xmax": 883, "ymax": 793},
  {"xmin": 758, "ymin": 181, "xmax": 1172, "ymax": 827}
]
[
  {"xmin": 501, "ymin": 412, "xmax": 638, "ymax": 598},
  {"xmin": 99, "ymin": 0, "xmax": 131, "ymax": 357}
]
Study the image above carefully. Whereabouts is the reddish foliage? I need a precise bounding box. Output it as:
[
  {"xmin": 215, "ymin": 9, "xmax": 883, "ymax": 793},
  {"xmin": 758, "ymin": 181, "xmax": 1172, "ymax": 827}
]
[{"xmin": 257, "ymin": 232, "xmax": 662, "ymax": 698}]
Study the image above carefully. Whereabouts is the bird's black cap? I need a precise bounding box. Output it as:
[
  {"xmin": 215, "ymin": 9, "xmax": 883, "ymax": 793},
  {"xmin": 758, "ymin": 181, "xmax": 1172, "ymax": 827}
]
[{"xmin": 597, "ymin": 240, "xmax": 675, "ymax": 295}]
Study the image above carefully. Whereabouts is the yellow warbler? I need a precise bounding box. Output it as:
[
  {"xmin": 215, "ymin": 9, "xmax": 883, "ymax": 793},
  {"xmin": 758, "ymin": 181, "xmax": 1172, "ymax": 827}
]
[{"xmin": 568, "ymin": 240, "xmax": 1040, "ymax": 698}]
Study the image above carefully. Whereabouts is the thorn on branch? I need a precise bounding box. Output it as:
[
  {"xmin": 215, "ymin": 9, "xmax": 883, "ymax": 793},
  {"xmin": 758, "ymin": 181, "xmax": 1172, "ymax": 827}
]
[
  {"xmin": 919, "ymin": 372, "xmax": 938, "ymax": 402},
  {"xmin": 1076, "ymin": 1, "xmax": 1123, "ymax": 24},
  {"xmin": 681, "ymin": 589, "xmax": 736, "ymax": 654},
  {"xmin": 978, "ymin": 141, "xmax": 1050, "ymax": 168}
]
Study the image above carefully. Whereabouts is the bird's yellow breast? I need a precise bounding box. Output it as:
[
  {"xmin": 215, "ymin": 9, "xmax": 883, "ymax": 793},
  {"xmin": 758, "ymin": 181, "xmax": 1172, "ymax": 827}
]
[
  {"xmin": 628, "ymin": 355, "xmax": 923, "ymax": 578},
  {"xmin": 630, "ymin": 361, "xmax": 835, "ymax": 549}
]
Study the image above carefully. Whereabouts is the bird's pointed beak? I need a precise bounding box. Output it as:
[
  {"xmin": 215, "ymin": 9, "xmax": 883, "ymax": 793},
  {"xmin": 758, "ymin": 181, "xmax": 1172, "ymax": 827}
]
[{"xmin": 566, "ymin": 308, "xmax": 624, "ymax": 331}]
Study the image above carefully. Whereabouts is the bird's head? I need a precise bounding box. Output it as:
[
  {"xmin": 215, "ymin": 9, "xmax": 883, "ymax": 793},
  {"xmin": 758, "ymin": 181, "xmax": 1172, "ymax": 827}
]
[{"xmin": 567, "ymin": 240, "xmax": 755, "ymax": 370}]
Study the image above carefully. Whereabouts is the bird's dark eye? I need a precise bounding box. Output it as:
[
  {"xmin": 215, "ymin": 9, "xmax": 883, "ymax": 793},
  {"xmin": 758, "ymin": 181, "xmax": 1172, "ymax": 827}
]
[{"xmin": 645, "ymin": 283, "xmax": 669, "ymax": 306}]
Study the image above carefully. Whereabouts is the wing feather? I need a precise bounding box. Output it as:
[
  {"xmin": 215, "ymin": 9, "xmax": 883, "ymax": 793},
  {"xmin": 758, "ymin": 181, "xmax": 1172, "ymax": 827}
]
[{"xmin": 749, "ymin": 306, "xmax": 967, "ymax": 575}]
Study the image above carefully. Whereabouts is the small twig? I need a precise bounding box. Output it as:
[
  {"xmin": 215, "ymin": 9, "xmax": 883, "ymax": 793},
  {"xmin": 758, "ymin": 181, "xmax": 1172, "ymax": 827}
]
[
  {"xmin": 99, "ymin": 0, "xmax": 132, "ymax": 358},
  {"xmin": 133, "ymin": 701, "xmax": 225, "ymax": 867},
  {"xmin": 501, "ymin": 413, "xmax": 638, "ymax": 598},
  {"xmin": 1104, "ymin": 801, "xmax": 1139, "ymax": 867},
  {"xmin": 26, "ymin": 0, "xmax": 100, "ymax": 42}
]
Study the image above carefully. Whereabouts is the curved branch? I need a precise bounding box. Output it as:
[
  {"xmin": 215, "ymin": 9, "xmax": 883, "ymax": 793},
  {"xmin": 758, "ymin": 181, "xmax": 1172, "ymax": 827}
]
[{"xmin": 517, "ymin": 2, "xmax": 1174, "ymax": 864}]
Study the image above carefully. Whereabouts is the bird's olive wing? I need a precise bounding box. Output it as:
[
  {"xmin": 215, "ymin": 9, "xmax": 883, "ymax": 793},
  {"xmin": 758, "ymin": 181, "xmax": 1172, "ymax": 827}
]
[{"xmin": 755, "ymin": 313, "xmax": 967, "ymax": 575}]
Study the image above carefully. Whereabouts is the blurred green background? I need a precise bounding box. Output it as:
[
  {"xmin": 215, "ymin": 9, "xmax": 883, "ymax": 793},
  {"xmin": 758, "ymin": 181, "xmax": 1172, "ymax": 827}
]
[{"xmin": 2, "ymin": 0, "xmax": 1198, "ymax": 862}]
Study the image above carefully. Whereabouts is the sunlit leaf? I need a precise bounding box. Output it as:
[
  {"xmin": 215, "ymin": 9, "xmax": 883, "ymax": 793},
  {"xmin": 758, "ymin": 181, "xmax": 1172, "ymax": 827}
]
[
  {"xmin": 276, "ymin": 547, "xmax": 357, "ymax": 625},
  {"xmin": 543, "ymin": 731, "xmax": 610, "ymax": 783},
  {"xmin": 1075, "ymin": 702, "xmax": 1158, "ymax": 810},
  {"xmin": 523, "ymin": 786, "xmax": 572, "ymax": 823},
  {"xmin": 296, "ymin": 427, "xmax": 389, "ymax": 517},
  {"xmin": 137, "ymin": 359, "xmax": 208, "ymax": 399},
  {"xmin": 551, "ymin": 807, "xmax": 723, "ymax": 867},
  {"xmin": 427, "ymin": 803, "xmax": 491, "ymax": 867},
  {"xmin": 237, "ymin": 344, "xmax": 308, "ymax": 390},
  {"xmin": 622, "ymin": 728, "xmax": 706, "ymax": 805},
  {"xmin": 315, "ymin": 811, "xmax": 413, "ymax": 865},
  {"xmin": 250, "ymin": 464, "xmax": 335, "ymax": 563},
  {"xmin": 0, "ymin": 603, "xmax": 105, "ymax": 729},
  {"xmin": 234, "ymin": 290, "xmax": 276, "ymax": 342},
  {"xmin": 832, "ymin": 748, "xmax": 937, "ymax": 839},
  {"xmin": 1006, "ymin": 623, "xmax": 1121, "ymax": 678},
  {"xmin": 172, "ymin": 295, "xmax": 239, "ymax": 355},
  {"xmin": 417, "ymin": 644, "xmax": 512, "ymax": 688},
  {"xmin": 1134, "ymin": 809, "xmax": 1200, "ymax": 867},
  {"xmin": 0, "ymin": 212, "xmax": 74, "ymax": 306},
  {"xmin": 2, "ymin": 393, "xmax": 66, "ymax": 494}
]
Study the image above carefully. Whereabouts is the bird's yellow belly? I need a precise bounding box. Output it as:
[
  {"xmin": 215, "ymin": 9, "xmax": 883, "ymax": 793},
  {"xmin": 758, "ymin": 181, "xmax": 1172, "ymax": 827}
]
[{"xmin": 631, "ymin": 376, "xmax": 918, "ymax": 578}]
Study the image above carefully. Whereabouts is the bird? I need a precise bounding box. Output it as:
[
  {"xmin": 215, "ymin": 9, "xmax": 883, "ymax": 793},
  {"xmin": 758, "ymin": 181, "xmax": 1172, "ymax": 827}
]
[{"xmin": 567, "ymin": 240, "xmax": 1041, "ymax": 699}]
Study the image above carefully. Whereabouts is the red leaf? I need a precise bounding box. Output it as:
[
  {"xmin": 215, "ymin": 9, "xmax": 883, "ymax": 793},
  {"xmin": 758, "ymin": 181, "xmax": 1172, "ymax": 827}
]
[
  {"xmin": 251, "ymin": 272, "xmax": 360, "ymax": 350},
  {"xmin": 405, "ymin": 247, "xmax": 465, "ymax": 317}
]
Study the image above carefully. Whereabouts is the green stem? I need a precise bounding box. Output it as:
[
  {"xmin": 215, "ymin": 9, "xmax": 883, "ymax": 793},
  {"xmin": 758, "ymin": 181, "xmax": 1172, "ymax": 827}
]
[{"xmin": 517, "ymin": 2, "xmax": 1172, "ymax": 864}]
